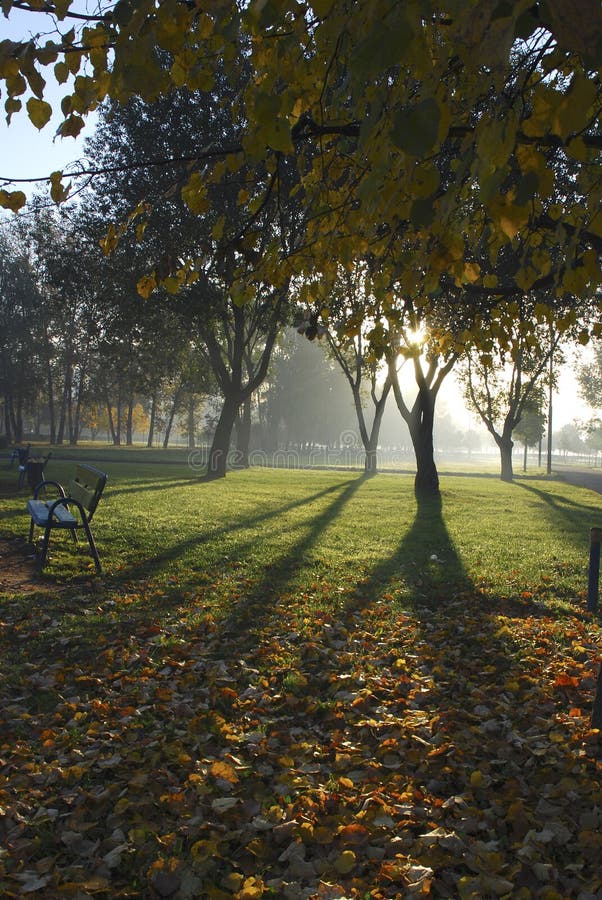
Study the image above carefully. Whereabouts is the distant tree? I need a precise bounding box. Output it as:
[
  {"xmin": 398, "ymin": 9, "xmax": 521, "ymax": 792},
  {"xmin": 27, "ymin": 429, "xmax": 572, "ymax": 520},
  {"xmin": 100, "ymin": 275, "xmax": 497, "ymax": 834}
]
[
  {"xmin": 262, "ymin": 329, "xmax": 354, "ymax": 456},
  {"xmin": 459, "ymin": 303, "xmax": 563, "ymax": 482},
  {"xmin": 555, "ymin": 421, "xmax": 587, "ymax": 456},
  {"xmin": 577, "ymin": 342, "xmax": 602, "ymax": 410},
  {"xmin": 434, "ymin": 413, "xmax": 466, "ymax": 454},
  {"xmin": 0, "ymin": 231, "xmax": 41, "ymax": 442},
  {"xmin": 582, "ymin": 418, "xmax": 602, "ymax": 462},
  {"xmin": 307, "ymin": 263, "xmax": 393, "ymax": 476},
  {"xmin": 514, "ymin": 388, "xmax": 547, "ymax": 472}
]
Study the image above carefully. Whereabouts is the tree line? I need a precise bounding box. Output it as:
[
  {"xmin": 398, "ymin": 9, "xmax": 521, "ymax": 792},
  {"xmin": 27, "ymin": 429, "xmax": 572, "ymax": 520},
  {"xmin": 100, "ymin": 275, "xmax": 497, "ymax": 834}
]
[{"xmin": 0, "ymin": 3, "xmax": 600, "ymax": 494}]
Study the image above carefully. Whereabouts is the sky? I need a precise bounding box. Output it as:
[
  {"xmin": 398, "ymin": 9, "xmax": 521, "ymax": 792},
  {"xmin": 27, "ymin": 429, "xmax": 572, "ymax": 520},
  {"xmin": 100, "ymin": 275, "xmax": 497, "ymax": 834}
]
[
  {"xmin": 0, "ymin": 9, "xmax": 596, "ymax": 431},
  {"xmin": 0, "ymin": 7, "xmax": 95, "ymax": 189}
]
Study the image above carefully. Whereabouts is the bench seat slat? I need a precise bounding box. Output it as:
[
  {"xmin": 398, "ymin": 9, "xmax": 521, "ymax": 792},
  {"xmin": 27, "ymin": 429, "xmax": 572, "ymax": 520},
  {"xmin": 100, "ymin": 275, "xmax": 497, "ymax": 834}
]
[{"xmin": 27, "ymin": 499, "xmax": 77, "ymax": 527}]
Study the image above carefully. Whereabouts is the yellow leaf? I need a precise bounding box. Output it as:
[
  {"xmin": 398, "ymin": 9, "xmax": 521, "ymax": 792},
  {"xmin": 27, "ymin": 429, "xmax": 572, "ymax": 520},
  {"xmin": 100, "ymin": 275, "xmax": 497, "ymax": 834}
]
[
  {"xmin": 49, "ymin": 170, "xmax": 69, "ymax": 203},
  {"xmin": 210, "ymin": 760, "xmax": 239, "ymax": 784},
  {"xmin": 0, "ymin": 189, "xmax": 26, "ymax": 211},
  {"xmin": 191, "ymin": 839, "xmax": 217, "ymax": 861},
  {"xmin": 221, "ymin": 872, "xmax": 244, "ymax": 891},
  {"xmin": 334, "ymin": 849, "xmax": 356, "ymax": 874},
  {"xmin": 462, "ymin": 262, "xmax": 481, "ymax": 284},
  {"xmin": 338, "ymin": 776, "xmax": 354, "ymax": 789},
  {"xmin": 137, "ymin": 273, "xmax": 157, "ymax": 298},
  {"xmin": 239, "ymin": 876, "xmax": 265, "ymax": 898},
  {"xmin": 54, "ymin": 60, "xmax": 69, "ymax": 84},
  {"xmin": 470, "ymin": 770, "xmax": 484, "ymax": 788},
  {"xmin": 26, "ymin": 96, "xmax": 52, "ymax": 129}
]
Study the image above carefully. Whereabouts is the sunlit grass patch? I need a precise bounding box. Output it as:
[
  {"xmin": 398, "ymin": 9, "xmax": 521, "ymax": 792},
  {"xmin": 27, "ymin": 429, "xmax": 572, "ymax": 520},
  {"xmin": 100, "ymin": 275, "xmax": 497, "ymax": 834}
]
[{"xmin": 0, "ymin": 459, "xmax": 600, "ymax": 897}]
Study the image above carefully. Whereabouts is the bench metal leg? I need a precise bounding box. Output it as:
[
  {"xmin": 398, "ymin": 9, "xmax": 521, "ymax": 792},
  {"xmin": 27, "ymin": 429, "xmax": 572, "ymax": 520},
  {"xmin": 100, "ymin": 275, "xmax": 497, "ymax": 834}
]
[
  {"xmin": 82, "ymin": 520, "xmax": 102, "ymax": 574},
  {"xmin": 39, "ymin": 525, "xmax": 52, "ymax": 570}
]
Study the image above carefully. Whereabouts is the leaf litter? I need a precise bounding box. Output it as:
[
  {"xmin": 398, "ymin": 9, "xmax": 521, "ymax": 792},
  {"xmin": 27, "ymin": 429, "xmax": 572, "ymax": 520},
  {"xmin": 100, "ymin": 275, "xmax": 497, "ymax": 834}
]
[{"xmin": 0, "ymin": 578, "xmax": 600, "ymax": 899}]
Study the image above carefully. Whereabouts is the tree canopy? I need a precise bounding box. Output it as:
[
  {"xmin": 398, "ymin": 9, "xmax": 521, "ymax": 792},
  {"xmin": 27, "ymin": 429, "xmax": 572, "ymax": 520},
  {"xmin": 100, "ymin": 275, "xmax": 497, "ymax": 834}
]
[{"xmin": 1, "ymin": 1, "xmax": 600, "ymax": 332}]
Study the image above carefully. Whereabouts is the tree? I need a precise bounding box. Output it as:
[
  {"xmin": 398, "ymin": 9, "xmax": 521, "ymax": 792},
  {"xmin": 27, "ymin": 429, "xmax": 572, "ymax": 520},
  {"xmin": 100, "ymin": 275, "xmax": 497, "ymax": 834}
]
[
  {"xmin": 306, "ymin": 263, "xmax": 392, "ymax": 476},
  {"xmin": 555, "ymin": 421, "xmax": 587, "ymax": 457},
  {"xmin": 577, "ymin": 342, "xmax": 602, "ymax": 410},
  {"xmin": 195, "ymin": 284, "xmax": 288, "ymax": 478},
  {"xmin": 1, "ymin": 1, "xmax": 600, "ymax": 336},
  {"xmin": 459, "ymin": 305, "xmax": 560, "ymax": 481},
  {"xmin": 513, "ymin": 388, "xmax": 547, "ymax": 471},
  {"xmin": 583, "ymin": 417, "xmax": 602, "ymax": 462},
  {"xmin": 0, "ymin": 228, "xmax": 41, "ymax": 441},
  {"xmin": 2, "ymin": 1, "xmax": 601, "ymax": 496},
  {"xmin": 79, "ymin": 74, "xmax": 300, "ymax": 475}
]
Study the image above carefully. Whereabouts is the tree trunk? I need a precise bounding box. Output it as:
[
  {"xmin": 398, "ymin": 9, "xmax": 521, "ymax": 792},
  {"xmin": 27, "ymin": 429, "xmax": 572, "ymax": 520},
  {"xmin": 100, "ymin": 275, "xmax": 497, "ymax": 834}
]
[
  {"xmin": 71, "ymin": 356, "xmax": 88, "ymax": 446},
  {"xmin": 592, "ymin": 664, "xmax": 602, "ymax": 732},
  {"xmin": 496, "ymin": 434, "xmax": 514, "ymax": 482},
  {"xmin": 126, "ymin": 393, "xmax": 134, "ymax": 446},
  {"xmin": 4, "ymin": 393, "xmax": 17, "ymax": 444},
  {"xmin": 45, "ymin": 352, "xmax": 56, "ymax": 444},
  {"xmin": 364, "ymin": 441, "xmax": 378, "ymax": 475},
  {"xmin": 388, "ymin": 352, "xmax": 455, "ymax": 500},
  {"xmin": 235, "ymin": 396, "xmax": 252, "ymax": 468},
  {"xmin": 363, "ymin": 382, "xmax": 391, "ymax": 475},
  {"xmin": 205, "ymin": 392, "xmax": 240, "ymax": 480},
  {"xmin": 3, "ymin": 400, "xmax": 12, "ymax": 443},
  {"xmin": 523, "ymin": 442, "xmax": 528, "ymax": 473},
  {"xmin": 163, "ymin": 385, "xmax": 182, "ymax": 449},
  {"xmin": 187, "ymin": 395, "xmax": 196, "ymax": 449},
  {"xmin": 115, "ymin": 383, "xmax": 122, "ymax": 446},
  {"xmin": 147, "ymin": 393, "xmax": 157, "ymax": 448},
  {"xmin": 56, "ymin": 362, "xmax": 72, "ymax": 446},
  {"xmin": 105, "ymin": 389, "xmax": 117, "ymax": 446},
  {"xmin": 408, "ymin": 407, "xmax": 440, "ymax": 497}
]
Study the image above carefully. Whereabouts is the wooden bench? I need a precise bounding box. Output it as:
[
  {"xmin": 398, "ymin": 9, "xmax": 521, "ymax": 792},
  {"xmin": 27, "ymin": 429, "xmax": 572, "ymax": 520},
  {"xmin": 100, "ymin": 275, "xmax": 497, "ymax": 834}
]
[{"xmin": 27, "ymin": 464, "xmax": 107, "ymax": 573}]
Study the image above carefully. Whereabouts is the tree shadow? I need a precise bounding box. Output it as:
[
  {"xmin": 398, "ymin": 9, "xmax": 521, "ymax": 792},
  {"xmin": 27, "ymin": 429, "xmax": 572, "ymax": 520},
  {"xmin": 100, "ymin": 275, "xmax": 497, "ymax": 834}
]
[
  {"xmin": 515, "ymin": 481, "xmax": 601, "ymax": 550},
  {"xmin": 105, "ymin": 478, "xmax": 362, "ymax": 586},
  {"xmin": 340, "ymin": 493, "xmax": 471, "ymax": 618},
  {"xmin": 215, "ymin": 476, "xmax": 367, "ymax": 646},
  {"xmin": 2, "ymin": 478, "xmax": 600, "ymax": 897},
  {"xmin": 287, "ymin": 490, "xmax": 601, "ymax": 895}
]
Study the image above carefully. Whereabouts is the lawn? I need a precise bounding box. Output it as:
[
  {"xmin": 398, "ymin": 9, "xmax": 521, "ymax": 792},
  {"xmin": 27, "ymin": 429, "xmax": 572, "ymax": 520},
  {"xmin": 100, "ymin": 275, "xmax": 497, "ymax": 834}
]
[{"xmin": 0, "ymin": 459, "xmax": 600, "ymax": 898}]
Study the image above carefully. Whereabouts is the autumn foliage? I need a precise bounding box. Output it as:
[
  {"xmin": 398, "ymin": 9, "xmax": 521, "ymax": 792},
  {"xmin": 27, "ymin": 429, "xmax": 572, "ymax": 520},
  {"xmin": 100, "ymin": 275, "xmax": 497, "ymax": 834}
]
[{"xmin": 0, "ymin": 466, "xmax": 600, "ymax": 898}]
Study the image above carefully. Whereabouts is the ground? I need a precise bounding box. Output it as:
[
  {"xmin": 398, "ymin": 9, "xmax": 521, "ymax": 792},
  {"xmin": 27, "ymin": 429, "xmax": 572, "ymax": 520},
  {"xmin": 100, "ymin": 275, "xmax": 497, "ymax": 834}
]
[{"xmin": 0, "ymin": 536, "xmax": 63, "ymax": 594}]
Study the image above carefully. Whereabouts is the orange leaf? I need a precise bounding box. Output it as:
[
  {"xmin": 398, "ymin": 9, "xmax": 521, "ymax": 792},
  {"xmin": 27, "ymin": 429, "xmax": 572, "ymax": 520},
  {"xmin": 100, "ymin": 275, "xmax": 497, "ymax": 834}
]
[
  {"xmin": 339, "ymin": 823, "xmax": 370, "ymax": 845},
  {"xmin": 210, "ymin": 760, "xmax": 239, "ymax": 784},
  {"xmin": 553, "ymin": 673, "xmax": 579, "ymax": 688}
]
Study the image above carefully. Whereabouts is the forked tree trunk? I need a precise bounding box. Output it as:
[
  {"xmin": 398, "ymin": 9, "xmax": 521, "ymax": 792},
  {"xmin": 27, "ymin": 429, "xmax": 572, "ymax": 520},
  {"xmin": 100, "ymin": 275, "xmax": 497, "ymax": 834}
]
[
  {"xmin": 187, "ymin": 395, "xmax": 196, "ymax": 449},
  {"xmin": 205, "ymin": 393, "xmax": 240, "ymax": 479},
  {"xmin": 494, "ymin": 429, "xmax": 514, "ymax": 483},
  {"xmin": 408, "ymin": 402, "xmax": 440, "ymax": 497},
  {"xmin": 389, "ymin": 357, "xmax": 451, "ymax": 499}
]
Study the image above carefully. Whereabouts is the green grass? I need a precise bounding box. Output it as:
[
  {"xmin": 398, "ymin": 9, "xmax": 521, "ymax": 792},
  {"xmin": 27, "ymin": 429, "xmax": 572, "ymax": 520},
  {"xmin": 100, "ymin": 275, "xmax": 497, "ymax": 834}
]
[
  {"xmin": 1, "ymin": 458, "xmax": 598, "ymax": 600},
  {"xmin": 1, "ymin": 456, "xmax": 601, "ymax": 897}
]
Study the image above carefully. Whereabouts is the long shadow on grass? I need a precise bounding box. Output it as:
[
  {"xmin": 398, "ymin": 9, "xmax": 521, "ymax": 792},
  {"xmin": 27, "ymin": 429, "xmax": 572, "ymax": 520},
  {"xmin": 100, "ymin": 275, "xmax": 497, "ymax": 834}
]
[
  {"xmin": 214, "ymin": 476, "xmax": 366, "ymax": 646},
  {"xmin": 108, "ymin": 477, "xmax": 361, "ymax": 586},
  {"xmin": 515, "ymin": 481, "xmax": 600, "ymax": 550},
  {"xmin": 286, "ymin": 491, "xmax": 601, "ymax": 895},
  {"xmin": 343, "ymin": 492, "xmax": 471, "ymax": 615},
  {"xmin": 103, "ymin": 476, "xmax": 201, "ymax": 498}
]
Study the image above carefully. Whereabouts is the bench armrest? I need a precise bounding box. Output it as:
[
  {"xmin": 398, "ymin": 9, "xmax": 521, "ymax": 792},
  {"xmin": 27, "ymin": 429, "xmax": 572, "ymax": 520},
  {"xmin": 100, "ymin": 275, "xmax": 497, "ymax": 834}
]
[
  {"xmin": 47, "ymin": 495, "xmax": 87, "ymax": 524},
  {"xmin": 33, "ymin": 480, "xmax": 65, "ymax": 500}
]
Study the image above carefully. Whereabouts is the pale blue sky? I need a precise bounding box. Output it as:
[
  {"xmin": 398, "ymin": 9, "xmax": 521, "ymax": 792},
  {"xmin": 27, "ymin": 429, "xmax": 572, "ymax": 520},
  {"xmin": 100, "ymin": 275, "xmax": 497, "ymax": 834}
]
[{"xmin": 0, "ymin": 6, "xmax": 93, "ymax": 192}]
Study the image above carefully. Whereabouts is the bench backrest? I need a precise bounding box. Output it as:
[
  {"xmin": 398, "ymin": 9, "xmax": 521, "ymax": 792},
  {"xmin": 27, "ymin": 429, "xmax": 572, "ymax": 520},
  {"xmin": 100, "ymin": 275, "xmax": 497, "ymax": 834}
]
[{"xmin": 68, "ymin": 465, "xmax": 107, "ymax": 521}]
